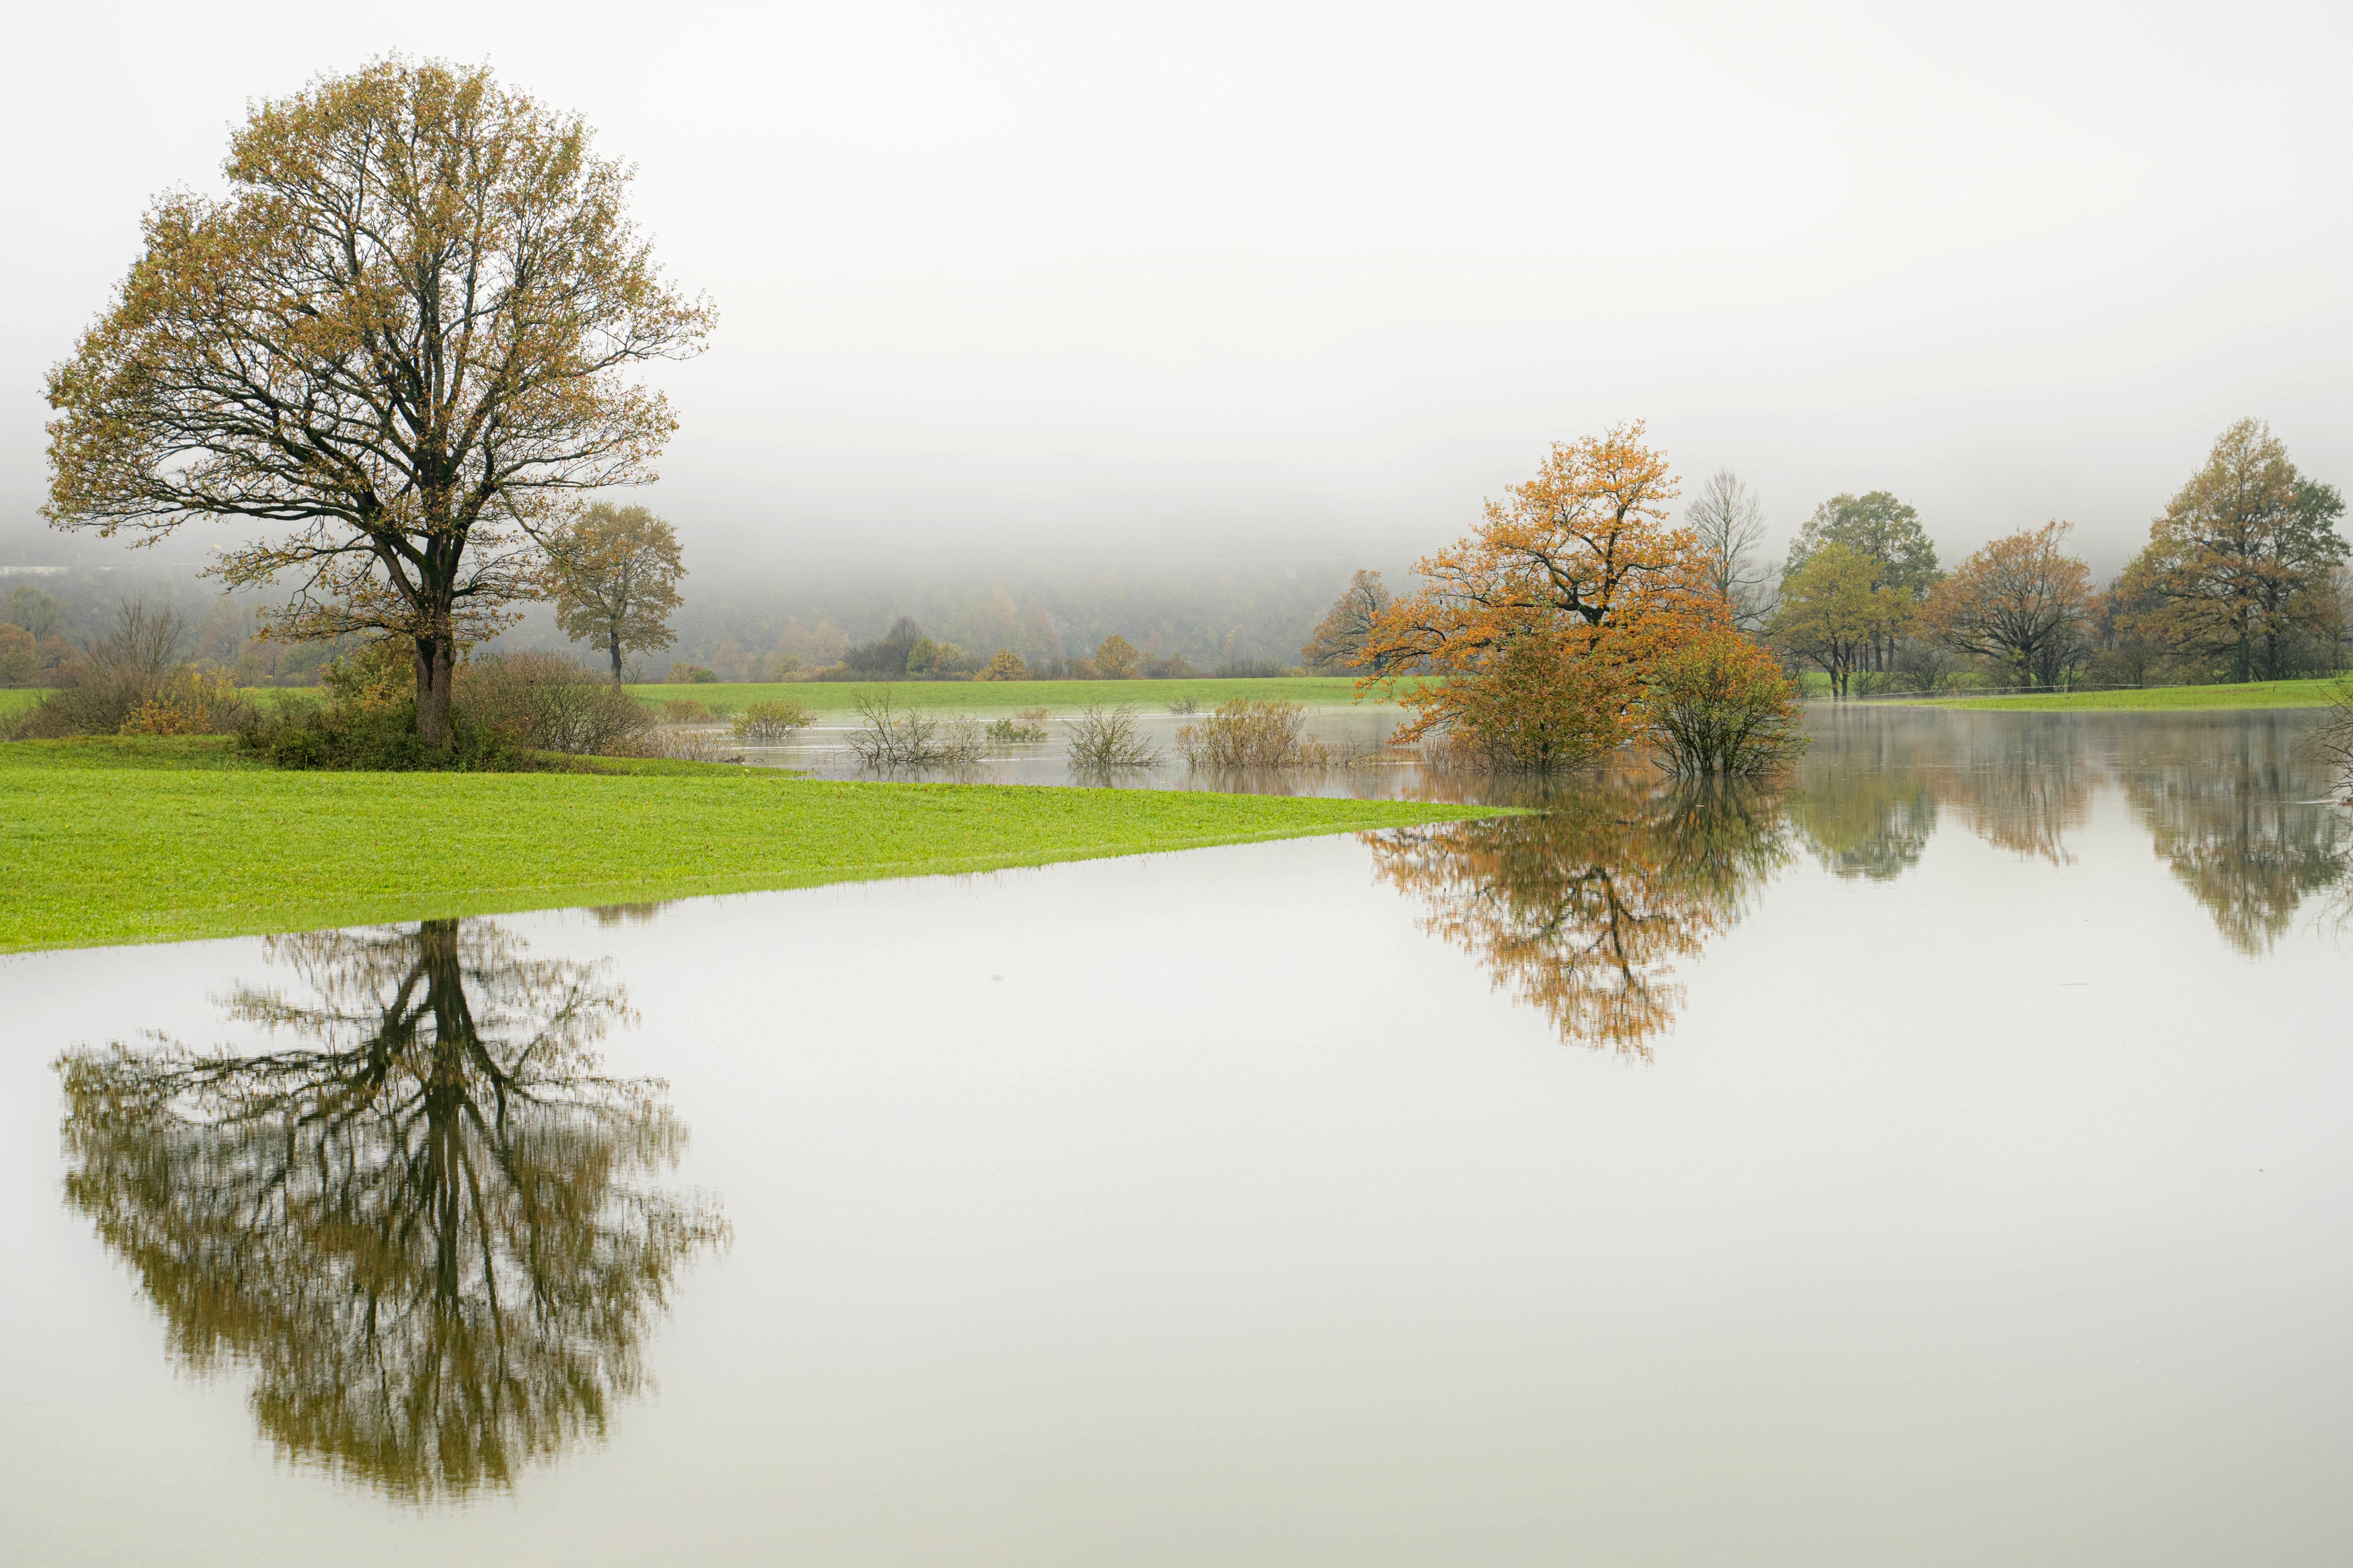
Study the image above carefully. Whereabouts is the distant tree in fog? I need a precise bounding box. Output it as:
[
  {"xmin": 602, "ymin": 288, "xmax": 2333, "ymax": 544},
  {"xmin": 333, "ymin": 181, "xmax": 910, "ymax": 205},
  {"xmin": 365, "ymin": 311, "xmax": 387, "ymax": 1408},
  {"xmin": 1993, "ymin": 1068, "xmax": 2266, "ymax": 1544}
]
[
  {"xmin": 1300, "ymin": 569, "xmax": 1392, "ymax": 672},
  {"xmin": 1093, "ymin": 633, "xmax": 1141, "ymax": 679},
  {"xmin": 1683, "ymin": 470, "xmax": 1776, "ymax": 632},
  {"xmin": 551, "ymin": 505, "xmax": 687, "ymax": 682}
]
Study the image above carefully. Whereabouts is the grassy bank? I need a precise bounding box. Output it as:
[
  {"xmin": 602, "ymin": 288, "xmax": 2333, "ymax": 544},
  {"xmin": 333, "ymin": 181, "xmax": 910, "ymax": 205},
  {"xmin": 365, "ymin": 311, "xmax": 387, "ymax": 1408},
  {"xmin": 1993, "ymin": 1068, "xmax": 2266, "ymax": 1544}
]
[
  {"xmin": 0, "ymin": 737, "xmax": 1497, "ymax": 952},
  {"xmin": 1918, "ymin": 677, "xmax": 2346, "ymax": 712},
  {"xmin": 623, "ymin": 676, "xmax": 1414, "ymax": 712}
]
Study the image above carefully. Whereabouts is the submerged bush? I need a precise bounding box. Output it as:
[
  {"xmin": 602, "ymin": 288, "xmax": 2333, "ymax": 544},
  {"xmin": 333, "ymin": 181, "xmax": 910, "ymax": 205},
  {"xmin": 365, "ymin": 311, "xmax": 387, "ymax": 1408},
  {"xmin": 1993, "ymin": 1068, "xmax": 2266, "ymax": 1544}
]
[
  {"xmin": 2307, "ymin": 677, "xmax": 2353, "ymax": 800},
  {"xmin": 661, "ymin": 698, "xmax": 710, "ymax": 721},
  {"xmin": 1065, "ymin": 704, "xmax": 1160, "ymax": 770},
  {"xmin": 1645, "ymin": 631, "xmax": 1808, "ymax": 778},
  {"xmin": 1173, "ymin": 699, "xmax": 1316, "ymax": 768},
  {"xmin": 730, "ymin": 699, "xmax": 813, "ymax": 743},
  {"xmin": 846, "ymin": 689, "xmax": 984, "ymax": 769},
  {"xmin": 986, "ymin": 707, "xmax": 1051, "ymax": 743}
]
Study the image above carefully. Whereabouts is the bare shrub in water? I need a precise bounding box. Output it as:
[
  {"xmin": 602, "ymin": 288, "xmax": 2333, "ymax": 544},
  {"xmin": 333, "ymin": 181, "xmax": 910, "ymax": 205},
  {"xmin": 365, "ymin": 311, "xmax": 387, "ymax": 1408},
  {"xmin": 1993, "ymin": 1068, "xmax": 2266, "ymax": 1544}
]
[
  {"xmin": 455, "ymin": 651, "xmax": 651, "ymax": 755},
  {"xmin": 637, "ymin": 727, "xmax": 745, "ymax": 764},
  {"xmin": 2308, "ymin": 677, "xmax": 2353, "ymax": 800},
  {"xmin": 1064, "ymin": 704, "xmax": 1161, "ymax": 770},
  {"xmin": 660, "ymin": 698, "xmax": 709, "ymax": 722},
  {"xmin": 729, "ymin": 699, "xmax": 814, "ymax": 743},
  {"xmin": 847, "ymin": 689, "xmax": 984, "ymax": 769},
  {"xmin": 1174, "ymin": 698, "xmax": 1316, "ymax": 768}
]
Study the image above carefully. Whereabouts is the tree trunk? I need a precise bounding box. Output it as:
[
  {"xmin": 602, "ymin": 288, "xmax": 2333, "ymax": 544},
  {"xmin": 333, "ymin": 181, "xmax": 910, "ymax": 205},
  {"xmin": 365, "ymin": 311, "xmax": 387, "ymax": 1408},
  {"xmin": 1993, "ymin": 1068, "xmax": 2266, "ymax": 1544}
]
[
  {"xmin": 415, "ymin": 632, "xmax": 457, "ymax": 747},
  {"xmin": 609, "ymin": 628, "xmax": 624, "ymax": 684}
]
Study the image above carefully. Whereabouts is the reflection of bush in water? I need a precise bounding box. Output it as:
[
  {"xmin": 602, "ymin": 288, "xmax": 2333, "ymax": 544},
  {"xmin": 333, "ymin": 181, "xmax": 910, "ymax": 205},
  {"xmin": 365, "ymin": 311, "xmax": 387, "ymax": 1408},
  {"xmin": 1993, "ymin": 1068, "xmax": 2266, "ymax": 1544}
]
[
  {"xmin": 54, "ymin": 919, "xmax": 727, "ymax": 1503},
  {"xmin": 1367, "ymin": 777, "xmax": 1790, "ymax": 1057}
]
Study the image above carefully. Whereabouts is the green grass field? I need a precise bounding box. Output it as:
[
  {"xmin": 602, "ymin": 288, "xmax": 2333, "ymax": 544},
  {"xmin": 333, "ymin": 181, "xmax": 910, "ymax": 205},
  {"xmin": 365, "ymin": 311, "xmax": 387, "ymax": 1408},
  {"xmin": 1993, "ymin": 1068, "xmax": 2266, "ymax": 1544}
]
[
  {"xmin": 1919, "ymin": 677, "xmax": 2347, "ymax": 712},
  {"xmin": 0, "ymin": 736, "xmax": 1497, "ymax": 952},
  {"xmin": 623, "ymin": 676, "xmax": 1411, "ymax": 713}
]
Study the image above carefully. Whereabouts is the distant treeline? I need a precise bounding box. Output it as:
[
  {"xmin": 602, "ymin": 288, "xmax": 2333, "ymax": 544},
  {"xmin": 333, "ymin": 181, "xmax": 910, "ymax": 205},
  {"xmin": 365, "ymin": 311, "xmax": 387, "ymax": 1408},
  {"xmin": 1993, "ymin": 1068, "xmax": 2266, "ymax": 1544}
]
[
  {"xmin": 0, "ymin": 556, "xmax": 1390, "ymax": 688},
  {"xmin": 529, "ymin": 560, "xmax": 1388, "ymax": 684}
]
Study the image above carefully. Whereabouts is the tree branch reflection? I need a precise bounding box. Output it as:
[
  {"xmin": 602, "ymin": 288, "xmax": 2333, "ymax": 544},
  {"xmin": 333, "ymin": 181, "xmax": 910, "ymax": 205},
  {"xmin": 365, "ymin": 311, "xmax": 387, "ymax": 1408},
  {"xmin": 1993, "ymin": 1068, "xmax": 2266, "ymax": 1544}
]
[
  {"xmin": 1369, "ymin": 776, "xmax": 1792, "ymax": 1057},
  {"xmin": 55, "ymin": 918, "xmax": 728, "ymax": 1503}
]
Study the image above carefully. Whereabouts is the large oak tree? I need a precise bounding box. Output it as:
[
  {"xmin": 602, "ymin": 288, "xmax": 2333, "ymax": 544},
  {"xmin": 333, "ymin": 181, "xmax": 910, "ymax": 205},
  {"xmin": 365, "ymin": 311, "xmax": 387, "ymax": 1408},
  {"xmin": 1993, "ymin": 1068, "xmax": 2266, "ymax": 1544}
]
[
  {"xmin": 1919, "ymin": 520, "xmax": 2093, "ymax": 689},
  {"xmin": 2120, "ymin": 418, "xmax": 2346, "ymax": 683},
  {"xmin": 43, "ymin": 59, "xmax": 712, "ymax": 743}
]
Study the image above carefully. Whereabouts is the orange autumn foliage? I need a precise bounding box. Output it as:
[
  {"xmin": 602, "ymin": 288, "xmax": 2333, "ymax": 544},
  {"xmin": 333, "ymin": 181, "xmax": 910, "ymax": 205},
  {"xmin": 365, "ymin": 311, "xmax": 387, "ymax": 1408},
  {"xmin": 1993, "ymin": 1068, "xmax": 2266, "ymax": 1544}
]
[{"xmin": 1361, "ymin": 422, "xmax": 1780, "ymax": 769}]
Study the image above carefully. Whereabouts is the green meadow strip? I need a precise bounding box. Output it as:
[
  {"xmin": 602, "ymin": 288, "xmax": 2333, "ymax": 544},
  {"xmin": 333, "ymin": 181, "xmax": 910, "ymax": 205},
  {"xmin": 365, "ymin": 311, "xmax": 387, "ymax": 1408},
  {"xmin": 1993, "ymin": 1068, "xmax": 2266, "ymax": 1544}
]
[{"xmin": 0, "ymin": 737, "xmax": 1497, "ymax": 952}]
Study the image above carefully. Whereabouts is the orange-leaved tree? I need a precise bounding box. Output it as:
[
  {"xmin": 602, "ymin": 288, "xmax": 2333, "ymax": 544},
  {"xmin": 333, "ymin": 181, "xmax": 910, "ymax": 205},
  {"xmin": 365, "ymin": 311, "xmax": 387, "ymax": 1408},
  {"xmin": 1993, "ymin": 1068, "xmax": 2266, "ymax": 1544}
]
[
  {"xmin": 1361, "ymin": 423, "xmax": 1749, "ymax": 768},
  {"xmin": 1365, "ymin": 423, "xmax": 1713, "ymax": 766},
  {"xmin": 1919, "ymin": 520, "xmax": 2093, "ymax": 690}
]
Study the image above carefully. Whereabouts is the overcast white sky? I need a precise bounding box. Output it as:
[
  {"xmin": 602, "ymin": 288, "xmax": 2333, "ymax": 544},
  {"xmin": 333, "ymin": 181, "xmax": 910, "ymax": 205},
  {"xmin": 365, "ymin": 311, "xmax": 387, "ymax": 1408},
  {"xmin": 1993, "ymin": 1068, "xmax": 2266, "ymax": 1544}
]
[{"xmin": 5, "ymin": 0, "xmax": 2348, "ymax": 579}]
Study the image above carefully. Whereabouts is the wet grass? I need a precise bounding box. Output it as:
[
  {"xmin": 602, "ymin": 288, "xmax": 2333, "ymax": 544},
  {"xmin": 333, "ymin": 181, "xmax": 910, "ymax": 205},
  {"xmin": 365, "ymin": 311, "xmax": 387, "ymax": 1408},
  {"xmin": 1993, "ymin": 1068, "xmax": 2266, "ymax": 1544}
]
[
  {"xmin": 1918, "ymin": 678, "xmax": 2345, "ymax": 712},
  {"xmin": 0, "ymin": 736, "xmax": 1501, "ymax": 952}
]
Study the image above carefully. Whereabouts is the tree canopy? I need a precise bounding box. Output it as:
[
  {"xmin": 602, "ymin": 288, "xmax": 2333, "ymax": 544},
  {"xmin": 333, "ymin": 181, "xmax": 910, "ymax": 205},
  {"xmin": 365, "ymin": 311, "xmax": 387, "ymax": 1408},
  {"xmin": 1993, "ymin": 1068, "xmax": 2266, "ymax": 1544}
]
[
  {"xmin": 1920, "ymin": 520, "xmax": 2093, "ymax": 689},
  {"xmin": 2120, "ymin": 419, "xmax": 2347, "ymax": 682},
  {"xmin": 42, "ymin": 58, "xmax": 712, "ymax": 743},
  {"xmin": 1785, "ymin": 491, "xmax": 1942, "ymax": 602},
  {"xmin": 1365, "ymin": 423, "xmax": 1735, "ymax": 766},
  {"xmin": 551, "ymin": 503, "xmax": 687, "ymax": 681},
  {"xmin": 1300, "ymin": 569, "xmax": 1393, "ymax": 671},
  {"xmin": 1768, "ymin": 542, "xmax": 1910, "ymax": 698}
]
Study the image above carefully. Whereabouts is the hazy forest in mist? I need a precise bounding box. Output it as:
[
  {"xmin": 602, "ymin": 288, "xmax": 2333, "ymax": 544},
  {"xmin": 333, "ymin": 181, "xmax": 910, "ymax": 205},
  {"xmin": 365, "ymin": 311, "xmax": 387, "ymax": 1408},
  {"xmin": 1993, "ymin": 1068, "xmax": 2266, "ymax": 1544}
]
[{"xmin": 0, "ymin": 520, "xmax": 1386, "ymax": 685}]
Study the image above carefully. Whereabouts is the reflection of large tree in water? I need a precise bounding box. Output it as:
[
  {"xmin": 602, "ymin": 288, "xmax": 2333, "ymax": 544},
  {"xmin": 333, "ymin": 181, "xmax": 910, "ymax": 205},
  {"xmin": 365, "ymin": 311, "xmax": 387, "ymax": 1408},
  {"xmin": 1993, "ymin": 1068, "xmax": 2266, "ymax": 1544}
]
[
  {"xmin": 55, "ymin": 919, "xmax": 727, "ymax": 1503},
  {"xmin": 1369, "ymin": 776, "xmax": 1790, "ymax": 1057},
  {"xmin": 2120, "ymin": 715, "xmax": 2350, "ymax": 954},
  {"xmin": 1785, "ymin": 708, "xmax": 2093, "ymax": 876}
]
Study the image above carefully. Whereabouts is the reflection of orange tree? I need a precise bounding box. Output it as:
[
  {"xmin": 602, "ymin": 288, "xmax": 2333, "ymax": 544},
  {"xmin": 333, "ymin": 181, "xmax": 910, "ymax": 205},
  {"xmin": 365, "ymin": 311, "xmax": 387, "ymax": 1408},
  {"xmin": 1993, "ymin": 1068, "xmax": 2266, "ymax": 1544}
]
[
  {"xmin": 1367, "ymin": 776, "xmax": 1791, "ymax": 1057},
  {"xmin": 1931, "ymin": 720, "xmax": 2091, "ymax": 866},
  {"xmin": 55, "ymin": 920, "xmax": 727, "ymax": 1503}
]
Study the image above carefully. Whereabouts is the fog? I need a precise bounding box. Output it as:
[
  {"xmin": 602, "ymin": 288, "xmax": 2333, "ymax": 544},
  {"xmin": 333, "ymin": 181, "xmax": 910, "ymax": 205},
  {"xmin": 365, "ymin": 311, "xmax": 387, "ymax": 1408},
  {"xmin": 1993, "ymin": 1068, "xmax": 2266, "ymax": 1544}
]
[{"xmin": 5, "ymin": 0, "xmax": 2349, "ymax": 586}]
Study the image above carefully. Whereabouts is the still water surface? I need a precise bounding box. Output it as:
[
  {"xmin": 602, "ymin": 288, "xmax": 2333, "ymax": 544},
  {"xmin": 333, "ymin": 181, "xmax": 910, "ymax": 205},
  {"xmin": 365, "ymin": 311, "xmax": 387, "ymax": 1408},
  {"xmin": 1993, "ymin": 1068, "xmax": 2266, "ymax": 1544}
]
[{"xmin": 3, "ymin": 708, "xmax": 2349, "ymax": 1565}]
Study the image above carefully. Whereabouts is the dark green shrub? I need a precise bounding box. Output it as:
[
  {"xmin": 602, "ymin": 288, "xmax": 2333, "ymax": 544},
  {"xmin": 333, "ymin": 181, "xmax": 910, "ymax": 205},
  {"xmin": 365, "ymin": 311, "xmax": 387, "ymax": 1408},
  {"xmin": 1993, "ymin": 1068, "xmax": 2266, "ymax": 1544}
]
[{"xmin": 238, "ymin": 698, "xmax": 539, "ymax": 772}]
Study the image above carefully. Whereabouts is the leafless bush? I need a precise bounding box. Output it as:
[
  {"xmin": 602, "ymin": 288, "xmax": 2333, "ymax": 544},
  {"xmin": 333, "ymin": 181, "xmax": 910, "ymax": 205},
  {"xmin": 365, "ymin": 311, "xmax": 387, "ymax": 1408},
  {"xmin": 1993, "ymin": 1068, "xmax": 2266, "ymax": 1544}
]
[
  {"xmin": 1168, "ymin": 694, "xmax": 1200, "ymax": 715},
  {"xmin": 661, "ymin": 698, "xmax": 710, "ymax": 721},
  {"xmin": 1174, "ymin": 698, "xmax": 1313, "ymax": 768},
  {"xmin": 1064, "ymin": 704, "xmax": 1161, "ymax": 770},
  {"xmin": 2307, "ymin": 678, "xmax": 2353, "ymax": 800},
  {"xmin": 633, "ymin": 727, "xmax": 745, "ymax": 763},
  {"xmin": 9, "ymin": 599, "xmax": 256, "ymax": 738},
  {"xmin": 847, "ymin": 689, "xmax": 984, "ymax": 769},
  {"xmin": 454, "ymin": 651, "xmax": 652, "ymax": 755},
  {"xmin": 729, "ymin": 698, "xmax": 814, "ymax": 743}
]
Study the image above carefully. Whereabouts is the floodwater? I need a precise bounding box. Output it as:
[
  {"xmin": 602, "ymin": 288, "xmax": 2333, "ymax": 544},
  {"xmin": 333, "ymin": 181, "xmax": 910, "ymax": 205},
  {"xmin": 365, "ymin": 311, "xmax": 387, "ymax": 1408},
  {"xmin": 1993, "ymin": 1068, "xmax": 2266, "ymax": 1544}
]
[{"xmin": 3, "ymin": 707, "xmax": 2350, "ymax": 1565}]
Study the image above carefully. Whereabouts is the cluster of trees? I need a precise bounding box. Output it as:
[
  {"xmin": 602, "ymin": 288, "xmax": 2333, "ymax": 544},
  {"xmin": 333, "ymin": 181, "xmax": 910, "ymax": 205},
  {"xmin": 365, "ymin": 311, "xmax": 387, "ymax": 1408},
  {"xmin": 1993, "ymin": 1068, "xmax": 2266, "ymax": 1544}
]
[
  {"xmin": 1374, "ymin": 708, "xmax": 2350, "ymax": 1056},
  {"xmin": 1726, "ymin": 420, "xmax": 2348, "ymax": 696},
  {"xmin": 0, "ymin": 585, "xmax": 78, "ymax": 686}
]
